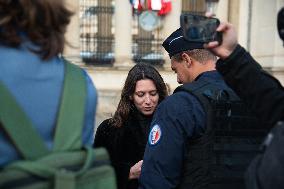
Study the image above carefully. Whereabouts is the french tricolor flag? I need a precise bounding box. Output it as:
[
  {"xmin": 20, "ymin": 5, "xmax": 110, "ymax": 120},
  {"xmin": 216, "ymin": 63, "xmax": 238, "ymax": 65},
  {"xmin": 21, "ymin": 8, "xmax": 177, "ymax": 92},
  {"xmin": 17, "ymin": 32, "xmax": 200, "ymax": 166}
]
[
  {"xmin": 130, "ymin": 0, "xmax": 171, "ymax": 16},
  {"xmin": 158, "ymin": 0, "xmax": 172, "ymax": 16},
  {"xmin": 129, "ymin": 0, "xmax": 143, "ymax": 11}
]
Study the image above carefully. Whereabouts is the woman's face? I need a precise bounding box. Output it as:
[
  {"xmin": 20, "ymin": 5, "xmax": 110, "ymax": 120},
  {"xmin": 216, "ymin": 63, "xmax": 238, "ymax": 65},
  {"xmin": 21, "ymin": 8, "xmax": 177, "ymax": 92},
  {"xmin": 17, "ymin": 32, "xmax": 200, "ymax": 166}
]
[{"xmin": 132, "ymin": 79, "xmax": 159, "ymax": 116}]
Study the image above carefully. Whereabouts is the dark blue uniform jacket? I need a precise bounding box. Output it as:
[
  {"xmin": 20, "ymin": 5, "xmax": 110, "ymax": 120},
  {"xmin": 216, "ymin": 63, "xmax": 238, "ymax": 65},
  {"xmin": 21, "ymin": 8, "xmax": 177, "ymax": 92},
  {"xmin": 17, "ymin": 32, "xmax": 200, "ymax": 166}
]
[{"xmin": 139, "ymin": 71, "xmax": 232, "ymax": 189}]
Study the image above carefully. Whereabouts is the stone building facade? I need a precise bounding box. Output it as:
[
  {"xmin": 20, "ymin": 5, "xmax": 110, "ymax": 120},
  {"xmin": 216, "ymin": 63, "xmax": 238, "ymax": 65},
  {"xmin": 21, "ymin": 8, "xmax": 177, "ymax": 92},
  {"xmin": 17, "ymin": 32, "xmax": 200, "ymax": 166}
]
[{"xmin": 63, "ymin": 0, "xmax": 284, "ymax": 127}]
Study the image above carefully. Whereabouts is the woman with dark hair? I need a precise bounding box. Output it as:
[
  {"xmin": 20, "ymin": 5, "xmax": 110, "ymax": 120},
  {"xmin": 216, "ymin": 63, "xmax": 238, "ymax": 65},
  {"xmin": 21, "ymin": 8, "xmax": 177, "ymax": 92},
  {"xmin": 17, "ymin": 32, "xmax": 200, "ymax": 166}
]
[
  {"xmin": 94, "ymin": 63, "xmax": 168, "ymax": 189},
  {"xmin": 0, "ymin": 0, "xmax": 97, "ymax": 167}
]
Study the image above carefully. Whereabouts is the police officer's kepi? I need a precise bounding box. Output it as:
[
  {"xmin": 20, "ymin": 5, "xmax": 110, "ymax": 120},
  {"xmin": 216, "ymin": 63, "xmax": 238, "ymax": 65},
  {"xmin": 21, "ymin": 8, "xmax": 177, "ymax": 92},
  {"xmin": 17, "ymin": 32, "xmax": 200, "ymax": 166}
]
[{"xmin": 162, "ymin": 28, "xmax": 204, "ymax": 58}]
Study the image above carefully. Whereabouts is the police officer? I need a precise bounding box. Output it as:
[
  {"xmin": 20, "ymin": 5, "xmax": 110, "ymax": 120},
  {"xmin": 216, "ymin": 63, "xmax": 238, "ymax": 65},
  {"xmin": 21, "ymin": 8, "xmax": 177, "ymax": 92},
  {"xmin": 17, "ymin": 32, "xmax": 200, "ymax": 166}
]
[{"xmin": 138, "ymin": 28, "xmax": 264, "ymax": 189}]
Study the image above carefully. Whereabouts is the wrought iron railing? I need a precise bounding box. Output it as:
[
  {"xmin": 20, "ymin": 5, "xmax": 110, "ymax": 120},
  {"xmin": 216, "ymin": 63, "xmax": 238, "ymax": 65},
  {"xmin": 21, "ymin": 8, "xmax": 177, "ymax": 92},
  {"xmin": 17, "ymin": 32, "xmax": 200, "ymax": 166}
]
[{"xmin": 131, "ymin": 11, "xmax": 165, "ymax": 66}]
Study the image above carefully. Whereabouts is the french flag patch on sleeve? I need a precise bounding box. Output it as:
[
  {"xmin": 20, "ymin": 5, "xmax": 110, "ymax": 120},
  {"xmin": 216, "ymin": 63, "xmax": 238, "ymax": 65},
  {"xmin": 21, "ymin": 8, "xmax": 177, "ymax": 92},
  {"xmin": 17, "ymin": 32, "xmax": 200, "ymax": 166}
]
[{"xmin": 148, "ymin": 124, "xmax": 162, "ymax": 145}]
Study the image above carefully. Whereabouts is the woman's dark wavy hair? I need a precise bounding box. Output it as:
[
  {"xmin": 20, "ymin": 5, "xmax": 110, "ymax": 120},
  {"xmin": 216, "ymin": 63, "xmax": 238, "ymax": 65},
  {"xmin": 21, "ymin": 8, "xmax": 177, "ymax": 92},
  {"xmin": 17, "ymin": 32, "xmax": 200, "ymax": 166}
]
[
  {"xmin": 0, "ymin": 0, "xmax": 73, "ymax": 60},
  {"xmin": 111, "ymin": 63, "xmax": 168, "ymax": 128}
]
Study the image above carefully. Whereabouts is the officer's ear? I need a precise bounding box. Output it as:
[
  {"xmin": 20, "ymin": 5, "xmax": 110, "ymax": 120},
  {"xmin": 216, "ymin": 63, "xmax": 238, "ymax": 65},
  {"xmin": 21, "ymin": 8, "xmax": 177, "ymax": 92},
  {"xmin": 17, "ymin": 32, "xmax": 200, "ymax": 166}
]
[{"xmin": 181, "ymin": 52, "xmax": 192, "ymax": 68}]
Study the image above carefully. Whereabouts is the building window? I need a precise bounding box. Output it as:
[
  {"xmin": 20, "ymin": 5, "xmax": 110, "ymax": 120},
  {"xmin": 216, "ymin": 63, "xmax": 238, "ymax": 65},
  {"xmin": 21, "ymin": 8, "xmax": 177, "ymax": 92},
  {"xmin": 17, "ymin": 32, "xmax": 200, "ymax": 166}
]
[
  {"xmin": 80, "ymin": 0, "xmax": 115, "ymax": 65},
  {"xmin": 132, "ymin": 10, "xmax": 165, "ymax": 66}
]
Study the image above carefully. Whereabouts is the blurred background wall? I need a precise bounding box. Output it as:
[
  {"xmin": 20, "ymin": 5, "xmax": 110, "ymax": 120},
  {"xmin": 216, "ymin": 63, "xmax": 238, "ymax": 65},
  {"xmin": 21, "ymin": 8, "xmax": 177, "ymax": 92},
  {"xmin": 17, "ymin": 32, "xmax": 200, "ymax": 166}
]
[{"xmin": 63, "ymin": 0, "xmax": 284, "ymax": 129}]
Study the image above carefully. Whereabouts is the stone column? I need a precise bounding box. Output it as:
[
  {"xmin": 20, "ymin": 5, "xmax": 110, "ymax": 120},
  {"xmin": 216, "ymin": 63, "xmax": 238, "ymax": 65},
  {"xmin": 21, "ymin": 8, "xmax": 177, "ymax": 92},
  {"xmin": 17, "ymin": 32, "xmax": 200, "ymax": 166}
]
[
  {"xmin": 216, "ymin": 0, "xmax": 229, "ymax": 22},
  {"xmin": 250, "ymin": 0, "xmax": 278, "ymax": 67},
  {"xmin": 114, "ymin": 0, "xmax": 133, "ymax": 67},
  {"xmin": 162, "ymin": 0, "xmax": 182, "ymax": 68},
  {"xmin": 268, "ymin": 0, "xmax": 284, "ymax": 85},
  {"xmin": 228, "ymin": 0, "xmax": 240, "ymax": 29},
  {"xmin": 273, "ymin": 0, "xmax": 284, "ymax": 68},
  {"xmin": 64, "ymin": 0, "xmax": 81, "ymax": 64},
  {"xmin": 238, "ymin": 0, "xmax": 250, "ymax": 49}
]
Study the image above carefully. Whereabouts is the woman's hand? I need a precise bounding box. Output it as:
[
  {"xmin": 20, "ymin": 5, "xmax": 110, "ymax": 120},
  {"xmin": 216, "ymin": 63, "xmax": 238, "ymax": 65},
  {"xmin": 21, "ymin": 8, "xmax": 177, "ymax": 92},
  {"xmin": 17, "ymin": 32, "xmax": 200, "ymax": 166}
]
[{"xmin": 129, "ymin": 160, "xmax": 143, "ymax": 179}]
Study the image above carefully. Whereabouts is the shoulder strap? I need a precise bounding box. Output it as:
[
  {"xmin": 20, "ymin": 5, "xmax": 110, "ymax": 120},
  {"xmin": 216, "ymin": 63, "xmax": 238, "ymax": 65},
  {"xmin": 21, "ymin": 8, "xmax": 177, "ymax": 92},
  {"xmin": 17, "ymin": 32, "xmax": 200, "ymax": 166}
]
[
  {"xmin": 175, "ymin": 81, "xmax": 214, "ymax": 134},
  {"xmin": 174, "ymin": 81, "xmax": 213, "ymax": 113},
  {"xmin": 53, "ymin": 60, "xmax": 86, "ymax": 151},
  {"xmin": 174, "ymin": 80, "xmax": 240, "ymax": 107},
  {"xmin": 0, "ymin": 84, "xmax": 49, "ymax": 160},
  {"xmin": 174, "ymin": 80, "xmax": 240, "ymax": 133}
]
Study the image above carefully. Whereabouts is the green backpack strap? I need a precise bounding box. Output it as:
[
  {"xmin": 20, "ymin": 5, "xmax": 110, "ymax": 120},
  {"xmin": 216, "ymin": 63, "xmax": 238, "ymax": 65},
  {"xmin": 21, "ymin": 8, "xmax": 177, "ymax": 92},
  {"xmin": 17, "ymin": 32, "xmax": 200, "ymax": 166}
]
[
  {"xmin": 53, "ymin": 60, "xmax": 87, "ymax": 151},
  {"xmin": 0, "ymin": 84, "xmax": 49, "ymax": 160},
  {"xmin": 0, "ymin": 60, "xmax": 87, "ymax": 160}
]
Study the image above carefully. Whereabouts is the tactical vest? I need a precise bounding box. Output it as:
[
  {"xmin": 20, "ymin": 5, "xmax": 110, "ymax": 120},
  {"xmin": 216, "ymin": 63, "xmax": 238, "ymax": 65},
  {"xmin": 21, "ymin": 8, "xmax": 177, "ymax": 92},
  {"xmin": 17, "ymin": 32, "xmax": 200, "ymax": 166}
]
[{"xmin": 174, "ymin": 80, "xmax": 267, "ymax": 189}]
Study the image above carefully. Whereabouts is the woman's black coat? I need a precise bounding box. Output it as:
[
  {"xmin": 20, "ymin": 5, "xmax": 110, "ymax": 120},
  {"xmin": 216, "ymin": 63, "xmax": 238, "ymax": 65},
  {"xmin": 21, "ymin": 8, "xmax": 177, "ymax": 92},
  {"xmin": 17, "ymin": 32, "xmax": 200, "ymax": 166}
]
[{"xmin": 93, "ymin": 110, "xmax": 152, "ymax": 189}]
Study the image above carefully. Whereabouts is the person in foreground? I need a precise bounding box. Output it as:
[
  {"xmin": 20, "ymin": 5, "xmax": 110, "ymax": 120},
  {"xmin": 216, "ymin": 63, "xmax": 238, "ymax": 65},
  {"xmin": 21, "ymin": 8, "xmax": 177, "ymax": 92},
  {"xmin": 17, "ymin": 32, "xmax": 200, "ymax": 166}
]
[
  {"xmin": 138, "ymin": 28, "xmax": 264, "ymax": 189},
  {"xmin": 94, "ymin": 63, "xmax": 168, "ymax": 189},
  {"xmin": 205, "ymin": 10, "xmax": 284, "ymax": 189},
  {"xmin": 0, "ymin": 0, "xmax": 97, "ymax": 167}
]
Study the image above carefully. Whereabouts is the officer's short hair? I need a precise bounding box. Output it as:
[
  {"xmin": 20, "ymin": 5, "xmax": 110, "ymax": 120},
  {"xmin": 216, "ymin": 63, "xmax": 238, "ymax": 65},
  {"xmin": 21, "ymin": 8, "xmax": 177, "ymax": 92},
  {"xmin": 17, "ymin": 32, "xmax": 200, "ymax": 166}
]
[{"xmin": 172, "ymin": 49, "xmax": 217, "ymax": 64}]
